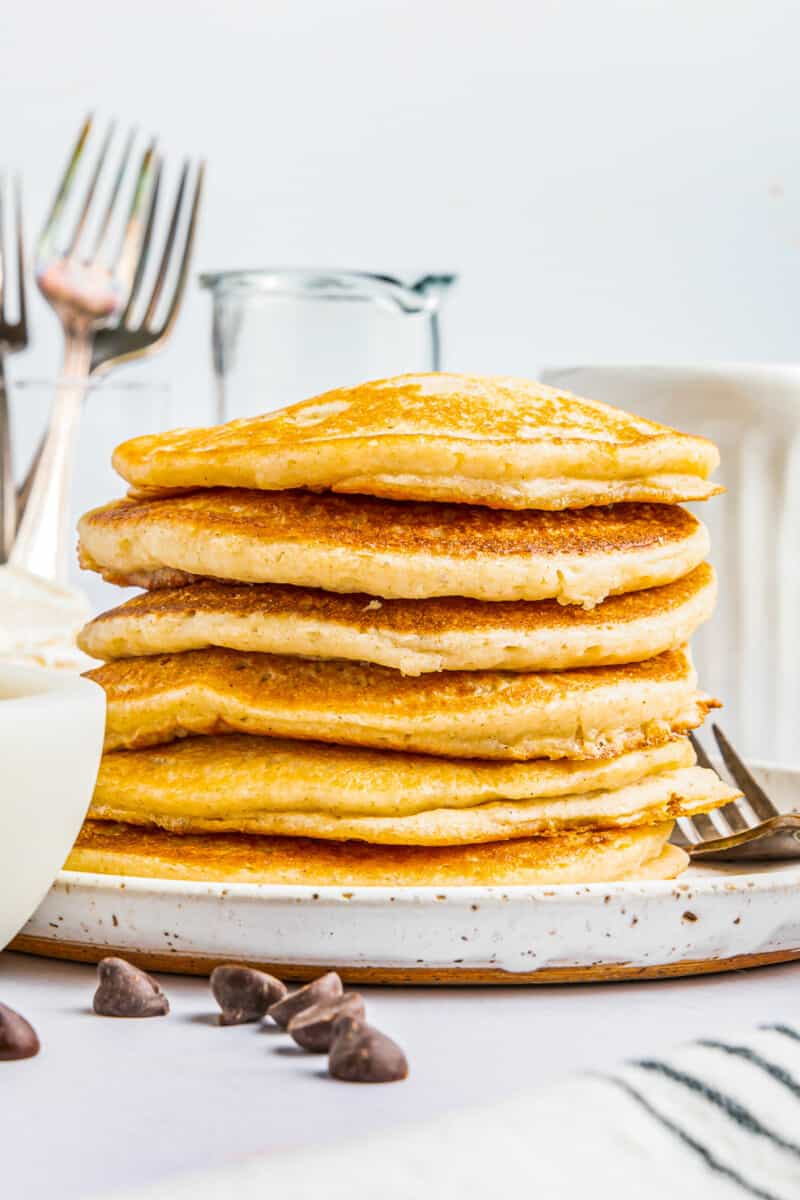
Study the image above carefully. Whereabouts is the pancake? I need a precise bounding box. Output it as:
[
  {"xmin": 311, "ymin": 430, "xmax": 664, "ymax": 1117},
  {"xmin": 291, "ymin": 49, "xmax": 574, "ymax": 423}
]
[
  {"xmin": 90, "ymin": 749, "xmax": 734, "ymax": 845},
  {"xmin": 111, "ymin": 373, "xmax": 721, "ymax": 510},
  {"xmin": 66, "ymin": 819, "xmax": 687, "ymax": 885},
  {"xmin": 77, "ymin": 490, "xmax": 710, "ymax": 607},
  {"xmin": 87, "ymin": 645, "xmax": 715, "ymax": 759},
  {"xmin": 93, "ymin": 737, "xmax": 695, "ymax": 819},
  {"xmin": 78, "ymin": 564, "xmax": 716, "ymax": 674}
]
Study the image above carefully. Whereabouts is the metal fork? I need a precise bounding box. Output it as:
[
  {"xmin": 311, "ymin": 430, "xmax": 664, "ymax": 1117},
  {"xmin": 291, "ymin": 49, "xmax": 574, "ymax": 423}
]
[
  {"xmin": 672, "ymin": 725, "xmax": 800, "ymax": 860},
  {"xmin": 0, "ymin": 175, "xmax": 28, "ymax": 562},
  {"xmin": 10, "ymin": 115, "xmax": 203, "ymax": 582}
]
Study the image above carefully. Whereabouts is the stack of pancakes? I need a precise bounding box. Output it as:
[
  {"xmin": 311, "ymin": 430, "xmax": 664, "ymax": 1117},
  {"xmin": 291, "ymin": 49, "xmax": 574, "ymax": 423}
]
[{"xmin": 70, "ymin": 373, "xmax": 737, "ymax": 887}]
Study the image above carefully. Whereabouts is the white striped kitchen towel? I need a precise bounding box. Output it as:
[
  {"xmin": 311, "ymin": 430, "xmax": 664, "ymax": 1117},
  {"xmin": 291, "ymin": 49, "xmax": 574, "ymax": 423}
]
[{"xmin": 110, "ymin": 1023, "xmax": 800, "ymax": 1200}]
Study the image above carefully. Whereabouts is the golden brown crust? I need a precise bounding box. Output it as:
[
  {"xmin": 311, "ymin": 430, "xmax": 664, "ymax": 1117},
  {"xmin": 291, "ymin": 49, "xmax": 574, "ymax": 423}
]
[
  {"xmin": 86, "ymin": 645, "xmax": 702, "ymax": 719},
  {"xmin": 81, "ymin": 563, "xmax": 714, "ymax": 644},
  {"xmin": 78, "ymin": 564, "xmax": 716, "ymax": 674},
  {"xmin": 68, "ymin": 819, "xmax": 679, "ymax": 885},
  {"xmin": 89, "ymin": 746, "xmax": 736, "ymax": 846},
  {"xmin": 77, "ymin": 490, "xmax": 710, "ymax": 605},
  {"xmin": 110, "ymin": 372, "xmax": 721, "ymax": 510},
  {"xmin": 90, "ymin": 736, "xmax": 697, "ymax": 819},
  {"xmin": 80, "ymin": 490, "xmax": 704, "ymax": 561},
  {"xmin": 86, "ymin": 645, "xmax": 716, "ymax": 758}
]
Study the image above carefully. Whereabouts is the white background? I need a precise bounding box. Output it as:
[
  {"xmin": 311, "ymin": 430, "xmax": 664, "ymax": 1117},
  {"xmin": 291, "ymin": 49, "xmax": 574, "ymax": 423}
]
[{"xmin": 2, "ymin": 0, "xmax": 799, "ymax": 418}]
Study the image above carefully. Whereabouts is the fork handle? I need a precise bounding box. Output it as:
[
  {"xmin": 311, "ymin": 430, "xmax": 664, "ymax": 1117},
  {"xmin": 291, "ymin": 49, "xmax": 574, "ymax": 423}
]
[
  {"xmin": 0, "ymin": 357, "xmax": 15, "ymax": 562},
  {"xmin": 9, "ymin": 336, "xmax": 92, "ymax": 582}
]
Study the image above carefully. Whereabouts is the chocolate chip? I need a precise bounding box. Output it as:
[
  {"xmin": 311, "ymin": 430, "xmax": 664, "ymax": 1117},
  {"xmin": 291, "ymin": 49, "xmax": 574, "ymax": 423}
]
[
  {"xmin": 288, "ymin": 992, "xmax": 365, "ymax": 1052},
  {"xmin": 0, "ymin": 1003, "xmax": 40, "ymax": 1060},
  {"xmin": 268, "ymin": 971, "xmax": 342, "ymax": 1028},
  {"xmin": 93, "ymin": 957, "xmax": 170, "ymax": 1018},
  {"xmin": 210, "ymin": 965, "xmax": 287, "ymax": 1025},
  {"xmin": 328, "ymin": 1016, "xmax": 408, "ymax": 1083}
]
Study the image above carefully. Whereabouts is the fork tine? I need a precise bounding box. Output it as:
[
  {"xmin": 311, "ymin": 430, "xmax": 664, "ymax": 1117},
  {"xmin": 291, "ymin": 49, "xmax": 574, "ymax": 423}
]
[
  {"xmin": 677, "ymin": 816, "xmax": 703, "ymax": 844},
  {"xmin": 688, "ymin": 730, "xmax": 714, "ymax": 771},
  {"xmin": 0, "ymin": 175, "xmax": 28, "ymax": 332},
  {"xmin": 686, "ymin": 812, "xmax": 720, "ymax": 841},
  {"xmin": 120, "ymin": 157, "xmax": 162, "ymax": 321},
  {"xmin": 141, "ymin": 160, "xmax": 188, "ymax": 326},
  {"xmin": 712, "ymin": 724, "xmax": 778, "ymax": 821},
  {"xmin": 113, "ymin": 140, "xmax": 158, "ymax": 292},
  {"xmin": 14, "ymin": 175, "xmax": 27, "ymax": 338},
  {"xmin": 714, "ymin": 799, "xmax": 751, "ymax": 834},
  {"xmin": 150, "ymin": 160, "xmax": 204, "ymax": 336},
  {"xmin": 65, "ymin": 121, "xmax": 115, "ymax": 258},
  {"xmin": 670, "ymin": 822, "xmax": 691, "ymax": 848},
  {"xmin": 90, "ymin": 127, "xmax": 137, "ymax": 260},
  {"xmin": 37, "ymin": 114, "xmax": 93, "ymax": 259}
]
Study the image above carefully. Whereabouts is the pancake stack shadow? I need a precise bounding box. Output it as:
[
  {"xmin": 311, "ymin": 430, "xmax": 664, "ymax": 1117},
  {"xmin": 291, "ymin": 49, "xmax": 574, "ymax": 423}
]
[{"xmin": 70, "ymin": 373, "xmax": 738, "ymax": 887}]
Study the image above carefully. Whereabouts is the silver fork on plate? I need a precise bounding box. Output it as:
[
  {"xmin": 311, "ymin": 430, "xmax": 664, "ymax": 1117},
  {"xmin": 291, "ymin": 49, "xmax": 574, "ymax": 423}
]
[
  {"xmin": 10, "ymin": 115, "xmax": 204, "ymax": 582},
  {"xmin": 673, "ymin": 725, "xmax": 800, "ymax": 861},
  {"xmin": 0, "ymin": 175, "xmax": 28, "ymax": 562}
]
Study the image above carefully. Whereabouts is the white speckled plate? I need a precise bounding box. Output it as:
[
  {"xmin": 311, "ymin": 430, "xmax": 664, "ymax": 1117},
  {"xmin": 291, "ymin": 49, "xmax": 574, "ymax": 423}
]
[{"xmin": 12, "ymin": 764, "xmax": 800, "ymax": 984}]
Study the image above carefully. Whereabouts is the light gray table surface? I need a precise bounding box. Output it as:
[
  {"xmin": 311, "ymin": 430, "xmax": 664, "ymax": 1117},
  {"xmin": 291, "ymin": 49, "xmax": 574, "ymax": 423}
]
[{"xmin": 2, "ymin": 950, "xmax": 800, "ymax": 1199}]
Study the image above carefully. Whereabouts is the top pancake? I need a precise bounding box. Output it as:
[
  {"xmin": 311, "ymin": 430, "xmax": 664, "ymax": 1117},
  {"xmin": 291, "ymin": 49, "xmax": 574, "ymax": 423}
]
[
  {"xmin": 77, "ymin": 489, "xmax": 709, "ymax": 606},
  {"xmin": 111, "ymin": 373, "xmax": 721, "ymax": 510}
]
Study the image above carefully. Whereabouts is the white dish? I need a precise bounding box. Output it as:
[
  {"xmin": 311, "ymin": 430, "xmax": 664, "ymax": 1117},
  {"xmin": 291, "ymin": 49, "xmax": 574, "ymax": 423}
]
[
  {"xmin": 14, "ymin": 764, "xmax": 800, "ymax": 984},
  {"xmin": 541, "ymin": 362, "xmax": 800, "ymax": 765},
  {"xmin": 0, "ymin": 664, "xmax": 105, "ymax": 950}
]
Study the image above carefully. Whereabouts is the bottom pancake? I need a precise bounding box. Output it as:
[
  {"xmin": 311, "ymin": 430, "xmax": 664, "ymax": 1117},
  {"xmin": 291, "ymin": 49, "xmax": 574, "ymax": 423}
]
[{"xmin": 66, "ymin": 820, "xmax": 687, "ymax": 886}]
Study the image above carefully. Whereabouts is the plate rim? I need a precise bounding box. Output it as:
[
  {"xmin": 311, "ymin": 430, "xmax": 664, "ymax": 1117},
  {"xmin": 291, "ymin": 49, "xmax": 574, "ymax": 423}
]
[{"xmin": 55, "ymin": 857, "xmax": 800, "ymax": 905}]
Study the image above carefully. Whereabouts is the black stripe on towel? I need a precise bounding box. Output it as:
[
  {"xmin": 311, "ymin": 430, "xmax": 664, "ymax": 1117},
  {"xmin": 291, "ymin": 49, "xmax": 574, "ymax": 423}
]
[
  {"xmin": 635, "ymin": 1059, "xmax": 800, "ymax": 1158},
  {"xmin": 697, "ymin": 1039, "xmax": 800, "ymax": 1100},
  {"xmin": 605, "ymin": 1075, "xmax": 783, "ymax": 1200},
  {"xmin": 760, "ymin": 1024, "xmax": 800, "ymax": 1044}
]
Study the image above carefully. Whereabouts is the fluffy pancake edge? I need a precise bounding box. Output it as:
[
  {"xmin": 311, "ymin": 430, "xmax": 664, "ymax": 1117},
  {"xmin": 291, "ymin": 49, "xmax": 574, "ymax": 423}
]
[
  {"xmin": 77, "ymin": 492, "xmax": 710, "ymax": 605},
  {"xmin": 89, "ymin": 765, "xmax": 736, "ymax": 846},
  {"xmin": 92, "ymin": 737, "xmax": 696, "ymax": 818},
  {"xmin": 78, "ymin": 564, "xmax": 717, "ymax": 673},
  {"xmin": 111, "ymin": 373, "xmax": 721, "ymax": 509},
  {"xmin": 88, "ymin": 645, "xmax": 716, "ymax": 760}
]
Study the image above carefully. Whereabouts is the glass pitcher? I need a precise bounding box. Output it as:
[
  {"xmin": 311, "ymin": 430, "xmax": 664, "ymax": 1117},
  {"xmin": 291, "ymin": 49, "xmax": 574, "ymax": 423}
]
[{"xmin": 200, "ymin": 269, "xmax": 456, "ymax": 420}]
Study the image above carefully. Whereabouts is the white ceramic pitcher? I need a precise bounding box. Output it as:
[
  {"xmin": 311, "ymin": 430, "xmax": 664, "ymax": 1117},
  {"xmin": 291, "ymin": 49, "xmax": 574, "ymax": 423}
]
[{"xmin": 542, "ymin": 363, "xmax": 800, "ymax": 765}]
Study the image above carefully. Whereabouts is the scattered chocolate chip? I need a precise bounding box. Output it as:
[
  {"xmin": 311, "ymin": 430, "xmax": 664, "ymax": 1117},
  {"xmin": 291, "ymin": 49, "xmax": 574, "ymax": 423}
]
[
  {"xmin": 0, "ymin": 1003, "xmax": 40, "ymax": 1060},
  {"xmin": 328, "ymin": 1015, "xmax": 408, "ymax": 1083},
  {"xmin": 268, "ymin": 971, "xmax": 342, "ymax": 1028},
  {"xmin": 288, "ymin": 992, "xmax": 365, "ymax": 1052},
  {"xmin": 211, "ymin": 965, "xmax": 287, "ymax": 1025},
  {"xmin": 93, "ymin": 957, "xmax": 170, "ymax": 1018}
]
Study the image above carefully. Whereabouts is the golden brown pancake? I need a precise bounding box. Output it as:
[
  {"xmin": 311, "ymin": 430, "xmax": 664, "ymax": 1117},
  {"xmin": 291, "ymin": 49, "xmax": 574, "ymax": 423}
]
[
  {"xmin": 87, "ymin": 645, "xmax": 715, "ymax": 759},
  {"xmin": 91, "ymin": 736, "xmax": 693, "ymax": 819},
  {"xmin": 67, "ymin": 819, "xmax": 687, "ymax": 885},
  {"xmin": 90, "ymin": 735, "xmax": 734, "ymax": 845},
  {"xmin": 78, "ymin": 563, "xmax": 717, "ymax": 674},
  {"xmin": 111, "ymin": 373, "xmax": 721, "ymax": 510},
  {"xmin": 77, "ymin": 489, "xmax": 710, "ymax": 606}
]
